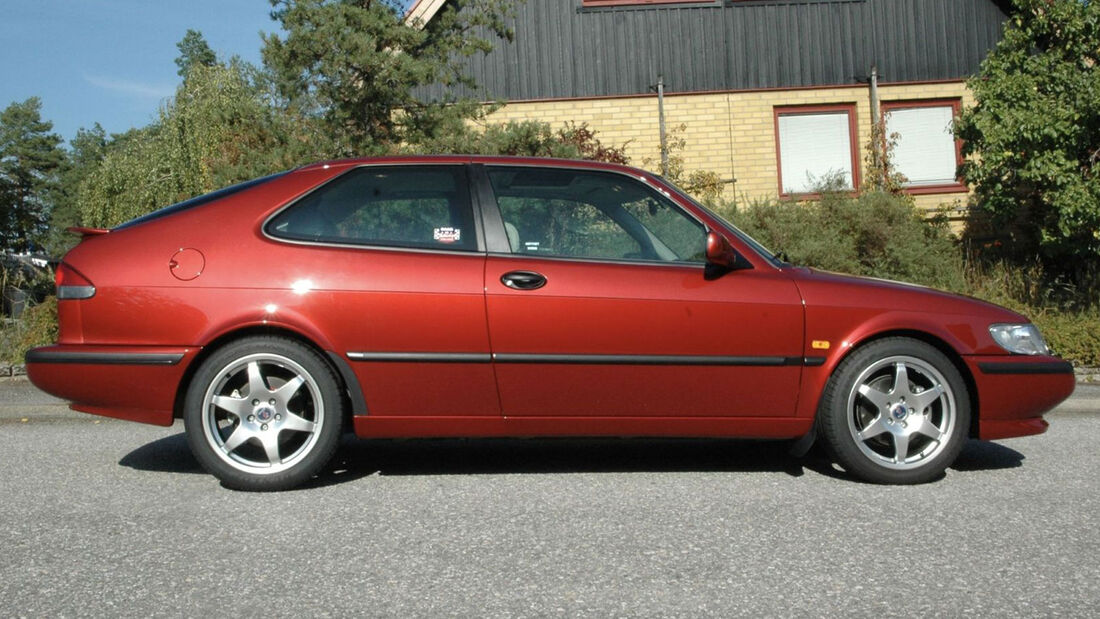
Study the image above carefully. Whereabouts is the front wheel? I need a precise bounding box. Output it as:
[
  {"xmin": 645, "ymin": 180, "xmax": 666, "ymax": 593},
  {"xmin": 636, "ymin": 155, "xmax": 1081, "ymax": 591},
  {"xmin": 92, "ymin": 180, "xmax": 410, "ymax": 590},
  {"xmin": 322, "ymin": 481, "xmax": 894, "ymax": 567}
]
[
  {"xmin": 818, "ymin": 338, "xmax": 970, "ymax": 484},
  {"xmin": 184, "ymin": 336, "xmax": 344, "ymax": 491}
]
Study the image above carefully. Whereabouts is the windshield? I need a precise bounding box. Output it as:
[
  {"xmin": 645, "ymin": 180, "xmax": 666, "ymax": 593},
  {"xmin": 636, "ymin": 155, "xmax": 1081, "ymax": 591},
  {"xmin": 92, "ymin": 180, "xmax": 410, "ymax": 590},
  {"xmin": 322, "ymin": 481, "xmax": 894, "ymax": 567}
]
[
  {"xmin": 114, "ymin": 171, "xmax": 289, "ymax": 231},
  {"xmin": 656, "ymin": 178, "xmax": 786, "ymax": 267}
]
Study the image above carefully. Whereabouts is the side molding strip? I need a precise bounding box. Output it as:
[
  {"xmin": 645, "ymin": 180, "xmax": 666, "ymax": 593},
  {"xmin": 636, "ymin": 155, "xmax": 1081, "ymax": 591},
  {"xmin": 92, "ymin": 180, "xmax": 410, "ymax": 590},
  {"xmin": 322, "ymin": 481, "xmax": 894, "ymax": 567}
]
[
  {"xmin": 347, "ymin": 352, "xmax": 824, "ymax": 367},
  {"xmin": 347, "ymin": 352, "xmax": 492, "ymax": 363},
  {"xmin": 24, "ymin": 351, "xmax": 184, "ymax": 366},
  {"xmin": 494, "ymin": 353, "xmax": 795, "ymax": 366}
]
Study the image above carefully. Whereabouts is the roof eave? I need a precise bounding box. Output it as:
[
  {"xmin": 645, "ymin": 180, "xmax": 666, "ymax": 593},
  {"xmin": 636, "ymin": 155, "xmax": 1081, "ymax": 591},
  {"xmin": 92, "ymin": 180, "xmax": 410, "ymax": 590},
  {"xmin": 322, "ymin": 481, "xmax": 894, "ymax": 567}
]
[{"xmin": 404, "ymin": 0, "xmax": 449, "ymax": 25}]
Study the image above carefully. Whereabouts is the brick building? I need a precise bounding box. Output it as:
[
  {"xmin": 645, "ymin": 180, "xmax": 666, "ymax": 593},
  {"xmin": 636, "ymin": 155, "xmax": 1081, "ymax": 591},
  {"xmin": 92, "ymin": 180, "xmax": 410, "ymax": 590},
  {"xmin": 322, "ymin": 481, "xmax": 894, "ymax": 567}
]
[{"xmin": 406, "ymin": 0, "xmax": 1011, "ymax": 210}]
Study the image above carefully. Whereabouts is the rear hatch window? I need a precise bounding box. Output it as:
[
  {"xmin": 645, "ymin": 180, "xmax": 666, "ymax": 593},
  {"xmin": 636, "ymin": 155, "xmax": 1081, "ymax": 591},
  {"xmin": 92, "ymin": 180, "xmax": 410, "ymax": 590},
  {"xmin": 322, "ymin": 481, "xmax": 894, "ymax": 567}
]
[{"xmin": 113, "ymin": 171, "xmax": 289, "ymax": 231}]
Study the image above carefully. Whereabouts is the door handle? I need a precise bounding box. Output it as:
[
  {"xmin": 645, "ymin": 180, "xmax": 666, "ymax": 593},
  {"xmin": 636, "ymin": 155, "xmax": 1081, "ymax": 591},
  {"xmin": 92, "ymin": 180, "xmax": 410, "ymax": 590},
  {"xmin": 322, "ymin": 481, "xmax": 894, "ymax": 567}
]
[{"xmin": 500, "ymin": 270, "xmax": 547, "ymax": 290}]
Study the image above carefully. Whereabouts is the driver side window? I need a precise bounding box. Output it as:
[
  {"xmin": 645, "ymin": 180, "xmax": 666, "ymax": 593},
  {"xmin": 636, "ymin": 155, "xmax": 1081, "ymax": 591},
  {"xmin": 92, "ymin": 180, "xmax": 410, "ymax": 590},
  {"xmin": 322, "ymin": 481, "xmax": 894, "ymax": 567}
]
[
  {"xmin": 487, "ymin": 167, "xmax": 705, "ymax": 263},
  {"xmin": 496, "ymin": 196, "xmax": 642, "ymax": 259}
]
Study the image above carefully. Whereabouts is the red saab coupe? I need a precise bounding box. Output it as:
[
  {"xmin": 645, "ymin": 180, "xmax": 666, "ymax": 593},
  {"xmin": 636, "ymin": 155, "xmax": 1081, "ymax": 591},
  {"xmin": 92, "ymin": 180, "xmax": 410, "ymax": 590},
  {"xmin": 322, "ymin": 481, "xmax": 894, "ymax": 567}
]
[{"xmin": 27, "ymin": 156, "xmax": 1075, "ymax": 490}]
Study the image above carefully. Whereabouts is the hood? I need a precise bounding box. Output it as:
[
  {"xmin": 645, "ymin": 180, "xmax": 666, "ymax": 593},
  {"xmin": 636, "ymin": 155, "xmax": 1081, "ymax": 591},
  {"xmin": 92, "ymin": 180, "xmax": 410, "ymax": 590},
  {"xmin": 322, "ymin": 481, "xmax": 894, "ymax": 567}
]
[{"xmin": 788, "ymin": 266, "xmax": 1029, "ymax": 323}]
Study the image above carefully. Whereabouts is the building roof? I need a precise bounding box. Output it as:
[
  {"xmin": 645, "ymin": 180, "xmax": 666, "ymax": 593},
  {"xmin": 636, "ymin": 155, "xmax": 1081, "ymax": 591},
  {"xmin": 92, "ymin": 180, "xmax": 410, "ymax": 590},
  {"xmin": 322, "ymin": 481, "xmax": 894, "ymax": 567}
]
[
  {"xmin": 413, "ymin": 0, "xmax": 1010, "ymax": 103},
  {"xmin": 404, "ymin": 0, "xmax": 448, "ymax": 24},
  {"xmin": 407, "ymin": 0, "xmax": 1018, "ymax": 24}
]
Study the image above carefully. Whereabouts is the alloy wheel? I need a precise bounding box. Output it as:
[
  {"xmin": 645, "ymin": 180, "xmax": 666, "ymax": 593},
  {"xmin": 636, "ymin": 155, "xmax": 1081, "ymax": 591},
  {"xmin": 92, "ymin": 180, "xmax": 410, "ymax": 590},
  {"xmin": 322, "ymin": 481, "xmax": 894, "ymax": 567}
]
[
  {"xmin": 200, "ymin": 353, "xmax": 325, "ymax": 475},
  {"xmin": 844, "ymin": 355, "xmax": 957, "ymax": 470}
]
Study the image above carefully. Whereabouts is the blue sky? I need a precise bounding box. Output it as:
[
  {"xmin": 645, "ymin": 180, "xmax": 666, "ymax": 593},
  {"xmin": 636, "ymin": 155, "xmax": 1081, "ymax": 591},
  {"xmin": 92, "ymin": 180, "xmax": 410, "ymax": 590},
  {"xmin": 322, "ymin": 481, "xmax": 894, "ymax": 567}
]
[{"xmin": 0, "ymin": 1, "xmax": 415, "ymax": 147}]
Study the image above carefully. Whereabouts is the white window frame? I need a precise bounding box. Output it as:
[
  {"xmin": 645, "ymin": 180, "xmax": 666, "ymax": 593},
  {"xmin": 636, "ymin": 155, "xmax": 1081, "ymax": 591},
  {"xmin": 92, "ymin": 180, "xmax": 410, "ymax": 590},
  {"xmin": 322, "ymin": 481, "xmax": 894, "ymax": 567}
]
[
  {"xmin": 774, "ymin": 104, "xmax": 860, "ymax": 196},
  {"xmin": 882, "ymin": 99, "xmax": 965, "ymax": 194}
]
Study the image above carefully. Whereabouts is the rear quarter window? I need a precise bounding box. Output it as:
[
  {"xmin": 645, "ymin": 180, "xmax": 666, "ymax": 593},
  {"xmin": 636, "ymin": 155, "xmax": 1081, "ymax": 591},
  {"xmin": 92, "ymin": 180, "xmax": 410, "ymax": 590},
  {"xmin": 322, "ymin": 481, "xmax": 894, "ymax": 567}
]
[{"xmin": 266, "ymin": 166, "xmax": 477, "ymax": 252}]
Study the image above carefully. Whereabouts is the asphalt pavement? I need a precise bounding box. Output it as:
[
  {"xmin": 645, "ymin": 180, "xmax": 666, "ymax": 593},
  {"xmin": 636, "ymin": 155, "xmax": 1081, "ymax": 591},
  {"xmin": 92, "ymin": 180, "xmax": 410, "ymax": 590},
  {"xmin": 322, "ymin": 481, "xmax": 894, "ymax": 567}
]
[{"xmin": 1, "ymin": 380, "xmax": 1098, "ymax": 617}]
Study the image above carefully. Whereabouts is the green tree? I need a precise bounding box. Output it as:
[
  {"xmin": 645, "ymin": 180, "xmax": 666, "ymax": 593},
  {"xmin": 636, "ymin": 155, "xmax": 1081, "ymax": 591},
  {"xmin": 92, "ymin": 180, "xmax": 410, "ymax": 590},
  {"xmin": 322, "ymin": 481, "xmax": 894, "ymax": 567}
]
[
  {"xmin": 175, "ymin": 29, "xmax": 218, "ymax": 77},
  {"xmin": 956, "ymin": 0, "xmax": 1100, "ymax": 266},
  {"xmin": 78, "ymin": 62, "xmax": 335, "ymax": 228},
  {"xmin": 0, "ymin": 98, "xmax": 64, "ymax": 252},
  {"xmin": 412, "ymin": 120, "xmax": 629, "ymax": 163},
  {"xmin": 261, "ymin": 0, "xmax": 515, "ymax": 155},
  {"xmin": 45, "ymin": 123, "xmax": 109, "ymax": 255}
]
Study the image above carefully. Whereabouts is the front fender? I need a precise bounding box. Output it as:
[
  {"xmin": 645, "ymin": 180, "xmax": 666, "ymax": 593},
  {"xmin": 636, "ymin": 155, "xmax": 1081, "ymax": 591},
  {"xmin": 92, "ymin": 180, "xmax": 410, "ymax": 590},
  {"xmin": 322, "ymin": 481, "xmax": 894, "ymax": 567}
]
[{"xmin": 793, "ymin": 308, "xmax": 994, "ymax": 420}]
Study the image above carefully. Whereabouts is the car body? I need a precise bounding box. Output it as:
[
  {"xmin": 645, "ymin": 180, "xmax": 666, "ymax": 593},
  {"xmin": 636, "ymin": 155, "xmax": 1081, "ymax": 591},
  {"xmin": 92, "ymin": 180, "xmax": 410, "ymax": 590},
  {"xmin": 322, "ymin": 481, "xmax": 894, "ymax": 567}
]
[{"xmin": 27, "ymin": 156, "xmax": 1075, "ymax": 490}]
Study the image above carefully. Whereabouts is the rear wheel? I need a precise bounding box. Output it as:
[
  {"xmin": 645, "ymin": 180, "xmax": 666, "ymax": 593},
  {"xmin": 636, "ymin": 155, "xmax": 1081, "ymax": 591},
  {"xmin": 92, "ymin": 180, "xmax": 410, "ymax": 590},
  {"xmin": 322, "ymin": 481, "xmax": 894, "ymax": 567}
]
[
  {"xmin": 818, "ymin": 338, "xmax": 970, "ymax": 484},
  {"xmin": 184, "ymin": 336, "xmax": 344, "ymax": 491}
]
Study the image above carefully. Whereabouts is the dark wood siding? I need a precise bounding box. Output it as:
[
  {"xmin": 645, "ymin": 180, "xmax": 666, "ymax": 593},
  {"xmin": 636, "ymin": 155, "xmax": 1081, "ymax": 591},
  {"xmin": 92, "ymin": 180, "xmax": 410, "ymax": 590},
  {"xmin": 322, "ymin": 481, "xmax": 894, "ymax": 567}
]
[{"xmin": 417, "ymin": 0, "xmax": 1007, "ymax": 101}]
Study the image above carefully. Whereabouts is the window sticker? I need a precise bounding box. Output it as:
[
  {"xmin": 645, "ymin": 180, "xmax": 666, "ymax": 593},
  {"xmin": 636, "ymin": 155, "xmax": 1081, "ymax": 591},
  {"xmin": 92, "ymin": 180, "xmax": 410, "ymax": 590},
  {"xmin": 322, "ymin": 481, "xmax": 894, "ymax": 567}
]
[{"xmin": 433, "ymin": 227, "xmax": 461, "ymax": 244}]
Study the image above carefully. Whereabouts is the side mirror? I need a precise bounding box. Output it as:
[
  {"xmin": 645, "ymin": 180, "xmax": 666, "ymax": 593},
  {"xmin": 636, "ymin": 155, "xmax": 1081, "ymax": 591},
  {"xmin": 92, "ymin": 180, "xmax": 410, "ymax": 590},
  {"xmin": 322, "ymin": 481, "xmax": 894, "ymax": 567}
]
[
  {"xmin": 705, "ymin": 230, "xmax": 737, "ymax": 269},
  {"xmin": 704, "ymin": 231, "xmax": 747, "ymax": 280}
]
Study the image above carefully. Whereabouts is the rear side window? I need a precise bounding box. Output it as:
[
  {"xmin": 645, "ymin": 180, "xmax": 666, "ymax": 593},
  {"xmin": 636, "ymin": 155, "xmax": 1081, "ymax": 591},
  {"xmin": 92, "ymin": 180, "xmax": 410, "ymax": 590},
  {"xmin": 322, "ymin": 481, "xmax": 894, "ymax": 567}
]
[{"xmin": 266, "ymin": 166, "xmax": 477, "ymax": 251}]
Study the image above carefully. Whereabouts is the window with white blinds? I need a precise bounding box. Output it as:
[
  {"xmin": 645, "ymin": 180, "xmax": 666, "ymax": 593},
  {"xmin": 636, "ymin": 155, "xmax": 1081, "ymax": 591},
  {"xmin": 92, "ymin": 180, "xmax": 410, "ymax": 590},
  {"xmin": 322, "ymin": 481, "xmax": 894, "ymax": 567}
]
[
  {"xmin": 776, "ymin": 108, "xmax": 856, "ymax": 194},
  {"xmin": 884, "ymin": 103, "xmax": 959, "ymax": 188}
]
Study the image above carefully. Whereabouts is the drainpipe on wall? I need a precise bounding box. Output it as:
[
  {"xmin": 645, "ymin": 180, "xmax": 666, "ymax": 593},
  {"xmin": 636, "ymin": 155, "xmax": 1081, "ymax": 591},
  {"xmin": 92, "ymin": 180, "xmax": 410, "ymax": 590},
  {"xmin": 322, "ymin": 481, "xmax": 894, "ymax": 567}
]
[
  {"xmin": 656, "ymin": 75, "xmax": 669, "ymax": 177},
  {"xmin": 725, "ymin": 93, "xmax": 738, "ymax": 201},
  {"xmin": 869, "ymin": 64, "xmax": 883, "ymax": 190}
]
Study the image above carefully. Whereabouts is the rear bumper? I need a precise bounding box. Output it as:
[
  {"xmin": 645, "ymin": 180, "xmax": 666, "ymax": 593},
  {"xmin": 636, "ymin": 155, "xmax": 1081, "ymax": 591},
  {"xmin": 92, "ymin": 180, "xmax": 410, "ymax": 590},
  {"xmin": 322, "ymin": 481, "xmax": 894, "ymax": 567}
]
[
  {"xmin": 966, "ymin": 355, "xmax": 1075, "ymax": 440},
  {"xmin": 26, "ymin": 345, "xmax": 198, "ymax": 426}
]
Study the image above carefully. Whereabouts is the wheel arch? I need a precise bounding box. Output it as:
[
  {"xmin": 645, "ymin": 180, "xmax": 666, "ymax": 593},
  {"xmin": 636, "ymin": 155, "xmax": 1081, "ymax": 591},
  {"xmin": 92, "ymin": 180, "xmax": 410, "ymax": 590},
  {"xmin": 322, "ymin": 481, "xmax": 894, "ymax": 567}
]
[
  {"xmin": 172, "ymin": 325, "xmax": 366, "ymax": 422},
  {"xmin": 828, "ymin": 329, "xmax": 980, "ymax": 439}
]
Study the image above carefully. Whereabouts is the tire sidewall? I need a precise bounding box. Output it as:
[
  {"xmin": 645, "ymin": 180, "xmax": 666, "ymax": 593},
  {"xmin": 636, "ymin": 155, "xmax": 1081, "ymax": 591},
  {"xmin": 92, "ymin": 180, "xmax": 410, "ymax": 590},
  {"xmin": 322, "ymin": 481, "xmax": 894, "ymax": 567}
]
[
  {"xmin": 183, "ymin": 336, "xmax": 344, "ymax": 491},
  {"xmin": 819, "ymin": 338, "xmax": 970, "ymax": 484}
]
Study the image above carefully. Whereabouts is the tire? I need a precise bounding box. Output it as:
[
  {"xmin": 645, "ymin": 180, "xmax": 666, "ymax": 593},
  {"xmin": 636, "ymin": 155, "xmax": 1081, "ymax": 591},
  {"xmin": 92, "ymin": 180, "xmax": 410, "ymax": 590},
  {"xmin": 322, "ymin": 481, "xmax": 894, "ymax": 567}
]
[
  {"xmin": 183, "ymin": 336, "xmax": 345, "ymax": 491},
  {"xmin": 818, "ymin": 338, "xmax": 970, "ymax": 484}
]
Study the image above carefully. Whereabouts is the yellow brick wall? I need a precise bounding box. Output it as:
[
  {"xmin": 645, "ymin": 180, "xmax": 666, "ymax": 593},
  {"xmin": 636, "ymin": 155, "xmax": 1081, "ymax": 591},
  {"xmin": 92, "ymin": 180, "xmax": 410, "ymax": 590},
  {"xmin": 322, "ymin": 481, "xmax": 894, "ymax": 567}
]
[{"xmin": 485, "ymin": 82, "xmax": 974, "ymax": 215}]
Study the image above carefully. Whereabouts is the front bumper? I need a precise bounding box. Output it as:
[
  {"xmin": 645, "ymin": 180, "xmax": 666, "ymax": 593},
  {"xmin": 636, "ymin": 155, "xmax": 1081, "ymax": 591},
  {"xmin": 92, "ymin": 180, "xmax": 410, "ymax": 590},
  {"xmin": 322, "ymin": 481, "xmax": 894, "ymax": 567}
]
[
  {"xmin": 965, "ymin": 355, "xmax": 1075, "ymax": 440},
  {"xmin": 26, "ymin": 345, "xmax": 199, "ymax": 426}
]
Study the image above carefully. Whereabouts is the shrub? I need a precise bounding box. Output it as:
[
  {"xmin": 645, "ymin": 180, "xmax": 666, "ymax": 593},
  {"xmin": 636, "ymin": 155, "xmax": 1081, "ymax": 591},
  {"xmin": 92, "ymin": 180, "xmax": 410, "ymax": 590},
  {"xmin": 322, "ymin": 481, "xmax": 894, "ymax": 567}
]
[
  {"xmin": 0, "ymin": 295, "xmax": 57, "ymax": 366},
  {"xmin": 722, "ymin": 189, "xmax": 967, "ymax": 292},
  {"xmin": 962, "ymin": 259, "xmax": 1100, "ymax": 365},
  {"xmin": 1033, "ymin": 309, "xmax": 1100, "ymax": 367}
]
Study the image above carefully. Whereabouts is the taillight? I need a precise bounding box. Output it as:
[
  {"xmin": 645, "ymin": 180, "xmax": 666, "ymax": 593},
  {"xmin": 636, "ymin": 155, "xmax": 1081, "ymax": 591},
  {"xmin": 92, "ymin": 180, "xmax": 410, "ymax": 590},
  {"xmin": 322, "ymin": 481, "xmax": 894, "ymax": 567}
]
[{"xmin": 56, "ymin": 263, "xmax": 96, "ymax": 300}]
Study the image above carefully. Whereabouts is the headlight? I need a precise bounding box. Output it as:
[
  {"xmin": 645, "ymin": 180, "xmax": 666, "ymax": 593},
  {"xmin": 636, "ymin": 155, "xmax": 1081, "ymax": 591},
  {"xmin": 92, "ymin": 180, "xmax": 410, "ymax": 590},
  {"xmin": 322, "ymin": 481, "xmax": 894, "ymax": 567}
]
[{"xmin": 989, "ymin": 323, "xmax": 1051, "ymax": 355}]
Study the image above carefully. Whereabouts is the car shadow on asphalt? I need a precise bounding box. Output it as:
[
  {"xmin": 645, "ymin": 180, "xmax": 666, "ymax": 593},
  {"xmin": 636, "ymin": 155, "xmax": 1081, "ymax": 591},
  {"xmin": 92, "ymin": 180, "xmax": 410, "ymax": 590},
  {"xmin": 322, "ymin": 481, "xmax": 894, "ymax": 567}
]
[
  {"xmin": 316, "ymin": 436, "xmax": 818, "ymax": 486},
  {"xmin": 118, "ymin": 433, "xmax": 1025, "ymax": 489},
  {"xmin": 118, "ymin": 432, "xmax": 204, "ymax": 474},
  {"xmin": 951, "ymin": 439, "xmax": 1025, "ymax": 472}
]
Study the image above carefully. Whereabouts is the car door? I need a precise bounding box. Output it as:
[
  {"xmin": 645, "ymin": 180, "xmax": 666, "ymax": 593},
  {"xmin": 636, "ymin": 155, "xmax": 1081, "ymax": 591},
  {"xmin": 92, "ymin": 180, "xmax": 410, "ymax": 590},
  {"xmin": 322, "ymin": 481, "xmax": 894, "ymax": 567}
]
[
  {"xmin": 264, "ymin": 163, "xmax": 499, "ymax": 417},
  {"xmin": 478, "ymin": 164, "xmax": 804, "ymax": 418}
]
